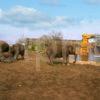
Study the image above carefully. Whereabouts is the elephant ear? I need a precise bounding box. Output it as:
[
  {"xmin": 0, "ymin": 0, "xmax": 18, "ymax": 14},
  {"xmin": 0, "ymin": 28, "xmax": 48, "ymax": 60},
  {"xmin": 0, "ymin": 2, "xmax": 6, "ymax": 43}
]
[
  {"xmin": 12, "ymin": 45, "xmax": 16, "ymax": 51},
  {"xmin": 1, "ymin": 42, "xmax": 9, "ymax": 52}
]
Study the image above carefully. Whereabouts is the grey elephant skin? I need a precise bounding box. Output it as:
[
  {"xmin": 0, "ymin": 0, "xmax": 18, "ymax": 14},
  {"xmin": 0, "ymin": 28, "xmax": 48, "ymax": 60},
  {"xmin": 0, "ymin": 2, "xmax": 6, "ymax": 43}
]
[
  {"xmin": 46, "ymin": 42, "xmax": 77, "ymax": 64},
  {"xmin": 0, "ymin": 40, "xmax": 9, "ymax": 58},
  {"xmin": 10, "ymin": 43, "xmax": 25, "ymax": 60},
  {"xmin": 0, "ymin": 40, "xmax": 12, "ymax": 62},
  {"xmin": 0, "ymin": 40, "xmax": 9, "ymax": 53}
]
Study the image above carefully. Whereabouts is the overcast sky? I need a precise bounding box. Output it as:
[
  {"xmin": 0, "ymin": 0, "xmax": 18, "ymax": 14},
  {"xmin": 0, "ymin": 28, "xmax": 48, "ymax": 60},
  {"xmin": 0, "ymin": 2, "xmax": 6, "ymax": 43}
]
[{"xmin": 0, "ymin": 0, "xmax": 100, "ymax": 43}]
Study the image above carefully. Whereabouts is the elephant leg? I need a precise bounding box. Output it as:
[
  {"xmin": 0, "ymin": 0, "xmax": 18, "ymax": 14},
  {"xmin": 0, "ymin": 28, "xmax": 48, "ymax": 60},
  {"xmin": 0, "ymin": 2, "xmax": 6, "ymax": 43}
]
[
  {"xmin": 21, "ymin": 51, "xmax": 25, "ymax": 60},
  {"xmin": 0, "ymin": 48, "xmax": 2, "ymax": 58},
  {"xmin": 0, "ymin": 55, "xmax": 5, "ymax": 62},
  {"xmin": 21, "ymin": 55, "xmax": 24, "ymax": 60},
  {"xmin": 48, "ymin": 55, "xmax": 53, "ymax": 65},
  {"xmin": 14, "ymin": 51, "xmax": 19, "ymax": 60},
  {"xmin": 63, "ymin": 55, "xmax": 66, "ymax": 64},
  {"xmin": 73, "ymin": 54, "xmax": 77, "ymax": 63},
  {"xmin": 63, "ymin": 54, "xmax": 69, "ymax": 65},
  {"xmin": 66, "ymin": 54, "xmax": 69, "ymax": 65},
  {"xmin": 50, "ymin": 56, "xmax": 54, "ymax": 65}
]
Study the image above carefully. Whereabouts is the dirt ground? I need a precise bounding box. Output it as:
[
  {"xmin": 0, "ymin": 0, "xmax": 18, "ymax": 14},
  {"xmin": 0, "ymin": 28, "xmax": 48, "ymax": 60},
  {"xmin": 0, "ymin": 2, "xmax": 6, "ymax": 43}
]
[{"xmin": 0, "ymin": 52, "xmax": 100, "ymax": 100}]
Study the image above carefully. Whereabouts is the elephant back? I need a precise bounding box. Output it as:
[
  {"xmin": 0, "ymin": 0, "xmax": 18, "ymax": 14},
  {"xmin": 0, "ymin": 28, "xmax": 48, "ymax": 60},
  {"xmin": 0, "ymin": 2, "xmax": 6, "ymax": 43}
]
[{"xmin": 0, "ymin": 40, "xmax": 9, "ymax": 52}]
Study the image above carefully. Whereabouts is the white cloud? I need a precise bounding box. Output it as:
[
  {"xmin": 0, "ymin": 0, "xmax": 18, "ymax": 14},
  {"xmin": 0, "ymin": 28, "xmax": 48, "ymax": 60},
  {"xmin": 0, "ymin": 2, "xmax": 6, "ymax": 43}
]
[
  {"xmin": 0, "ymin": 5, "xmax": 76, "ymax": 43},
  {"xmin": 0, "ymin": 5, "xmax": 100, "ymax": 43},
  {"xmin": 0, "ymin": 6, "xmax": 46, "ymax": 26},
  {"xmin": 0, "ymin": 6, "xmax": 74, "ymax": 30},
  {"xmin": 0, "ymin": 18, "xmax": 100, "ymax": 43},
  {"xmin": 0, "ymin": 9, "xmax": 3, "ymax": 18},
  {"xmin": 79, "ymin": 19, "xmax": 100, "ymax": 33},
  {"xmin": 40, "ymin": 0, "xmax": 59, "ymax": 5},
  {"xmin": 85, "ymin": 0, "xmax": 100, "ymax": 4},
  {"xmin": 39, "ymin": 0, "xmax": 66, "ymax": 7}
]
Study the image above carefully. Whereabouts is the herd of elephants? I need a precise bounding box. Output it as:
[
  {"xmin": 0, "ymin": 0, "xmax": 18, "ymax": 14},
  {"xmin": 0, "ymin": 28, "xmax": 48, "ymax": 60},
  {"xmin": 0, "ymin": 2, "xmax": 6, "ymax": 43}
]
[
  {"xmin": 0, "ymin": 40, "xmax": 25, "ymax": 63},
  {"xmin": 0, "ymin": 40, "xmax": 77, "ymax": 64}
]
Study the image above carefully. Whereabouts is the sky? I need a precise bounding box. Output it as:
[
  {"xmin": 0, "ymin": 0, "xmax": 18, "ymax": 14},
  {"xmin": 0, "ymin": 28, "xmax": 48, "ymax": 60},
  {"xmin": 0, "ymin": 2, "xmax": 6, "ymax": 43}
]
[{"xmin": 0, "ymin": 0, "xmax": 100, "ymax": 43}]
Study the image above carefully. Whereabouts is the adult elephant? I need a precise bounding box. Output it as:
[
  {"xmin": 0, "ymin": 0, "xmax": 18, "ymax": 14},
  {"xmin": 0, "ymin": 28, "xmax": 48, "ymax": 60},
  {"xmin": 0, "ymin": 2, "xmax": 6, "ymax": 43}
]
[
  {"xmin": 10, "ymin": 43, "xmax": 25, "ymax": 60},
  {"xmin": 45, "ymin": 41, "xmax": 77, "ymax": 65},
  {"xmin": 0, "ymin": 40, "xmax": 12, "ymax": 62},
  {"xmin": 0, "ymin": 40, "xmax": 9, "ymax": 59},
  {"xmin": 0, "ymin": 40, "xmax": 9, "ymax": 53}
]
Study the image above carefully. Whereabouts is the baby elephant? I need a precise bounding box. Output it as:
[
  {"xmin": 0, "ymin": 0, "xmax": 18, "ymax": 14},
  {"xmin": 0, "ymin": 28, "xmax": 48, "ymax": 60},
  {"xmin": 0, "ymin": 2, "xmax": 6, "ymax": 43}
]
[{"xmin": 10, "ymin": 43, "xmax": 25, "ymax": 60}]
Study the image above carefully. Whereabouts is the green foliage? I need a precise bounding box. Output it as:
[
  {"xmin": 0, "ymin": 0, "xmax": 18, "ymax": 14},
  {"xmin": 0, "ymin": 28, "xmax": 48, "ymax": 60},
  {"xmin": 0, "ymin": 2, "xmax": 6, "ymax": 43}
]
[
  {"xmin": 27, "ymin": 43, "xmax": 45, "ymax": 54},
  {"xmin": 28, "ymin": 44, "xmax": 36, "ymax": 51},
  {"xmin": 31, "ymin": 44, "xmax": 36, "ymax": 51}
]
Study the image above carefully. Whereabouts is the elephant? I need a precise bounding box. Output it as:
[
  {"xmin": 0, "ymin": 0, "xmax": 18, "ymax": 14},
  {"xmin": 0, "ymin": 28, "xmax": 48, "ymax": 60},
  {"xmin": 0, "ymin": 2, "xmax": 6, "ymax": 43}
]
[
  {"xmin": 45, "ymin": 41, "xmax": 77, "ymax": 65},
  {"xmin": 0, "ymin": 40, "xmax": 13, "ymax": 62},
  {"xmin": 10, "ymin": 43, "xmax": 25, "ymax": 60},
  {"xmin": 0, "ymin": 40, "xmax": 9, "ymax": 61},
  {"xmin": 0, "ymin": 40, "xmax": 9, "ymax": 53}
]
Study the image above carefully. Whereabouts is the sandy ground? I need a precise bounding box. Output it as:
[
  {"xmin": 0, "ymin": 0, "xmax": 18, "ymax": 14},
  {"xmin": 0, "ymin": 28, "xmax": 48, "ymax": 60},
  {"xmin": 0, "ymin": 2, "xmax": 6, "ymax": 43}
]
[{"xmin": 0, "ymin": 52, "xmax": 100, "ymax": 100}]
